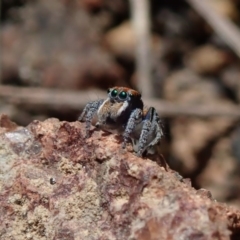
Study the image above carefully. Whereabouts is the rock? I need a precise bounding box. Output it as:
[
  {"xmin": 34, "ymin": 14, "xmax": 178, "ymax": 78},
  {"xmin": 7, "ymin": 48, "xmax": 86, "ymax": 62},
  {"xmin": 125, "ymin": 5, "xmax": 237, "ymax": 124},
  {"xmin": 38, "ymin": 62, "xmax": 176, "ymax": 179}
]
[
  {"xmin": 0, "ymin": 114, "xmax": 18, "ymax": 133},
  {"xmin": 163, "ymin": 69, "xmax": 223, "ymax": 103},
  {"xmin": 1, "ymin": 0, "xmax": 125, "ymax": 89},
  {"xmin": 197, "ymin": 136, "xmax": 240, "ymax": 208},
  {"xmin": 184, "ymin": 45, "xmax": 230, "ymax": 75},
  {"xmin": 0, "ymin": 114, "xmax": 240, "ymax": 239},
  {"xmin": 208, "ymin": 0, "xmax": 238, "ymax": 20},
  {"xmin": 163, "ymin": 69, "xmax": 237, "ymax": 175},
  {"xmin": 105, "ymin": 21, "xmax": 137, "ymax": 59},
  {"xmin": 104, "ymin": 21, "xmax": 162, "ymax": 60},
  {"xmin": 222, "ymin": 66, "xmax": 240, "ymax": 102}
]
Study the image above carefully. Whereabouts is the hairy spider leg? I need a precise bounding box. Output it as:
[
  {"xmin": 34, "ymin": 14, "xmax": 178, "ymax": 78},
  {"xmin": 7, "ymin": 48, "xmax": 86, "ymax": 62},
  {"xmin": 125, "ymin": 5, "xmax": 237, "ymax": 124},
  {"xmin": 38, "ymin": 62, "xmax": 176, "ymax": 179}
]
[
  {"xmin": 78, "ymin": 99, "xmax": 104, "ymax": 137},
  {"xmin": 122, "ymin": 108, "xmax": 142, "ymax": 149},
  {"xmin": 137, "ymin": 107, "xmax": 157, "ymax": 156},
  {"xmin": 147, "ymin": 111, "xmax": 163, "ymax": 148}
]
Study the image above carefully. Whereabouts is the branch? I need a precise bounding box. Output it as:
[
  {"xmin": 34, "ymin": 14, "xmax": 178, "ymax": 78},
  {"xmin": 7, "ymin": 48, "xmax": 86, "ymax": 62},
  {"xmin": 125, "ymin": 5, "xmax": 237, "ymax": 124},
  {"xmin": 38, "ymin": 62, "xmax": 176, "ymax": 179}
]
[
  {"xmin": 0, "ymin": 85, "xmax": 240, "ymax": 118},
  {"xmin": 187, "ymin": 0, "xmax": 240, "ymax": 58},
  {"xmin": 129, "ymin": 0, "xmax": 154, "ymax": 98}
]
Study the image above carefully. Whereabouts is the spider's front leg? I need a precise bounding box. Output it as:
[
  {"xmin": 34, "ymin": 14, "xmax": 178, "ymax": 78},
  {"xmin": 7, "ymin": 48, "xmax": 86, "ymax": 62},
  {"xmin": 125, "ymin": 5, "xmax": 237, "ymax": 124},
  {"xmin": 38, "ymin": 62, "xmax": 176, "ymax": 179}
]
[
  {"xmin": 146, "ymin": 108, "xmax": 163, "ymax": 149},
  {"xmin": 78, "ymin": 99, "xmax": 104, "ymax": 138},
  {"xmin": 122, "ymin": 108, "xmax": 142, "ymax": 150},
  {"xmin": 137, "ymin": 107, "xmax": 162, "ymax": 157}
]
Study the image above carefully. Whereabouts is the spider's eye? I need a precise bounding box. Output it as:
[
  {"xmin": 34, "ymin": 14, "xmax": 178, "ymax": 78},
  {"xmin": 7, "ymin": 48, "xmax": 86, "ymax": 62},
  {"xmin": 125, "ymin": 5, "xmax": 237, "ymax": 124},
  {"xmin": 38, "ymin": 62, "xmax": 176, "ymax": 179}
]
[
  {"xmin": 107, "ymin": 88, "xmax": 110, "ymax": 93},
  {"xmin": 111, "ymin": 89, "xmax": 118, "ymax": 97},
  {"xmin": 119, "ymin": 91, "xmax": 127, "ymax": 100}
]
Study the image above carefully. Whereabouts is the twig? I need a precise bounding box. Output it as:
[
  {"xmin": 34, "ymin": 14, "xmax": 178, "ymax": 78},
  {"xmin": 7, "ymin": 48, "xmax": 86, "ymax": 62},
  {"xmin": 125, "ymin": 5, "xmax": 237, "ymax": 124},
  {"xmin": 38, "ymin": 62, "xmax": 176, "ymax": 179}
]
[
  {"xmin": 129, "ymin": 0, "xmax": 154, "ymax": 98},
  {"xmin": 187, "ymin": 0, "xmax": 240, "ymax": 58},
  {"xmin": 0, "ymin": 85, "xmax": 240, "ymax": 118}
]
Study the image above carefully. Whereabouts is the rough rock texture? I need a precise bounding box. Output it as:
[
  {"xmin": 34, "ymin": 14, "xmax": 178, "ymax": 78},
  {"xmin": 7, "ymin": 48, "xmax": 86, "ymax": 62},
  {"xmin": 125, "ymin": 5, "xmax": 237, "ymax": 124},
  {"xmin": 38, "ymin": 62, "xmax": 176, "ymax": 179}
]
[{"xmin": 0, "ymin": 114, "xmax": 240, "ymax": 240}]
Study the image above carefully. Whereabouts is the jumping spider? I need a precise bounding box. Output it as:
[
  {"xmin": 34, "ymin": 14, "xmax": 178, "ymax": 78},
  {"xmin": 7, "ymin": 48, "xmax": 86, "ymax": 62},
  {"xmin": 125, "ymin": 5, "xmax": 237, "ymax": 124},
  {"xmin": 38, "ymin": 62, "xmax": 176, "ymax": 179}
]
[{"xmin": 78, "ymin": 86, "xmax": 163, "ymax": 157}]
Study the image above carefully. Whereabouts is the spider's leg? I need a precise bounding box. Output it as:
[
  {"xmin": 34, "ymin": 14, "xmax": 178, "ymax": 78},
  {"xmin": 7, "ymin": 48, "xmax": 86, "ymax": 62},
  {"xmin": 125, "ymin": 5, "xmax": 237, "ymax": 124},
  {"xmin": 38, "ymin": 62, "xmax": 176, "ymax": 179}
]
[
  {"xmin": 78, "ymin": 102, "xmax": 92, "ymax": 122},
  {"xmin": 147, "ymin": 110, "xmax": 163, "ymax": 148},
  {"xmin": 78, "ymin": 99, "xmax": 104, "ymax": 137},
  {"xmin": 137, "ymin": 107, "xmax": 157, "ymax": 156},
  {"xmin": 137, "ymin": 122, "xmax": 152, "ymax": 157},
  {"xmin": 122, "ymin": 108, "xmax": 142, "ymax": 149}
]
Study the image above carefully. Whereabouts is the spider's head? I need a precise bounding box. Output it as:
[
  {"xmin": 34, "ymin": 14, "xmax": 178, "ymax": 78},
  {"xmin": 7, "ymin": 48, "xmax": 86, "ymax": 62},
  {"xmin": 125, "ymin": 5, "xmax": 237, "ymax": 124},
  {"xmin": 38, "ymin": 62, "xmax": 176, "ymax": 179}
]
[
  {"xmin": 102, "ymin": 86, "xmax": 144, "ymax": 127},
  {"xmin": 107, "ymin": 86, "xmax": 143, "ymax": 107},
  {"xmin": 107, "ymin": 86, "xmax": 144, "ymax": 118}
]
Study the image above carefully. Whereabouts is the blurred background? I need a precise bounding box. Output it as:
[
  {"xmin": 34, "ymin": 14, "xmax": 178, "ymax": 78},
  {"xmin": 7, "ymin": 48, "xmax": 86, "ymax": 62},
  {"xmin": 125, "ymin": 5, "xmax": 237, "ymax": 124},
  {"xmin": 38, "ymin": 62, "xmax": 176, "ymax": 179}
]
[{"xmin": 1, "ymin": 0, "xmax": 240, "ymax": 209}]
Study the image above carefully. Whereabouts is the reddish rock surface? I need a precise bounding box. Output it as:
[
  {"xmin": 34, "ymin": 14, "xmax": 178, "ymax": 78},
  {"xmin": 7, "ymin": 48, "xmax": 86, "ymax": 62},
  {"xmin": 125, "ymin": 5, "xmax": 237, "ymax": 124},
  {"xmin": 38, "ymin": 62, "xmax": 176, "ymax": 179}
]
[{"xmin": 0, "ymin": 114, "xmax": 240, "ymax": 240}]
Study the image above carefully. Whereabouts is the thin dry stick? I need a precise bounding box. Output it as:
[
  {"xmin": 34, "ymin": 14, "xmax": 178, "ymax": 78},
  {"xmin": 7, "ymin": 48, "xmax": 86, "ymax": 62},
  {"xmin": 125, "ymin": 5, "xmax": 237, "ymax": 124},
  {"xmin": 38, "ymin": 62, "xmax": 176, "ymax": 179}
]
[
  {"xmin": 129, "ymin": 0, "xmax": 154, "ymax": 98},
  {"xmin": 0, "ymin": 85, "xmax": 240, "ymax": 118},
  {"xmin": 187, "ymin": 0, "xmax": 240, "ymax": 58}
]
